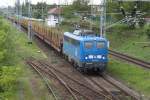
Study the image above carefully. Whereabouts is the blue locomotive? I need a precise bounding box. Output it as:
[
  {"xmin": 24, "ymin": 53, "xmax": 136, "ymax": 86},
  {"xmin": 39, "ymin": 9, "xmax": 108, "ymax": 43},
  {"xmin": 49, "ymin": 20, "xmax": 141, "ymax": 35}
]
[{"xmin": 63, "ymin": 29, "xmax": 109, "ymax": 73}]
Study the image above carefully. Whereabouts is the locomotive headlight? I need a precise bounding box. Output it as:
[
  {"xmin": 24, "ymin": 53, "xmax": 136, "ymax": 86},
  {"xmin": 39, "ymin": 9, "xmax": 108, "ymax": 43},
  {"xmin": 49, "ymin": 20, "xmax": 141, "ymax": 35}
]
[
  {"xmin": 97, "ymin": 55, "xmax": 102, "ymax": 59},
  {"xmin": 85, "ymin": 57, "xmax": 88, "ymax": 59},
  {"xmin": 88, "ymin": 55, "xmax": 94, "ymax": 59},
  {"xmin": 102, "ymin": 56, "xmax": 105, "ymax": 59}
]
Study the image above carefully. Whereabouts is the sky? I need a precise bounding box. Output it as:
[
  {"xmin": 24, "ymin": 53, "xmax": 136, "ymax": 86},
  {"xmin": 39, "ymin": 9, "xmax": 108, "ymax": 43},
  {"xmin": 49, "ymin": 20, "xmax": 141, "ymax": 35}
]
[{"xmin": 0, "ymin": 0, "xmax": 102, "ymax": 8}]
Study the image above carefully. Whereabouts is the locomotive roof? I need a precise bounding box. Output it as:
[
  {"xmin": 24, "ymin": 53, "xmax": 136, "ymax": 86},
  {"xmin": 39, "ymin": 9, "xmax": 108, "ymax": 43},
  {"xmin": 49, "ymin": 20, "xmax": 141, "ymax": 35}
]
[{"xmin": 64, "ymin": 32, "xmax": 107, "ymax": 41}]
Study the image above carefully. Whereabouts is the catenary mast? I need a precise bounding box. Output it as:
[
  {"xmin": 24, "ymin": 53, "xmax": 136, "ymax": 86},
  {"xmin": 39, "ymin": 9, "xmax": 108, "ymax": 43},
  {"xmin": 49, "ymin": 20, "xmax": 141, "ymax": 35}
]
[
  {"xmin": 28, "ymin": 0, "xmax": 32, "ymax": 43},
  {"xmin": 100, "ymin": 0, "xmax": 106, "ymax": 37}
]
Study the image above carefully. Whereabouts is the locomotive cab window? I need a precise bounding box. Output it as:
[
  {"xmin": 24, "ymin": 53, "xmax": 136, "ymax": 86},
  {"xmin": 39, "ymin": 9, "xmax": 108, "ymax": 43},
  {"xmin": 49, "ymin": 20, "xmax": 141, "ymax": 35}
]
[
  {"xmin": 64, "ymin": 36, "xmax": 79, "ymax": 46},
  {"xmin": 85, "ymin": 41, "xmax": 93, "ymax": 49},
  {"xmin": 97, "ymin": 42, "xmax": 105, "ymax": 48}
]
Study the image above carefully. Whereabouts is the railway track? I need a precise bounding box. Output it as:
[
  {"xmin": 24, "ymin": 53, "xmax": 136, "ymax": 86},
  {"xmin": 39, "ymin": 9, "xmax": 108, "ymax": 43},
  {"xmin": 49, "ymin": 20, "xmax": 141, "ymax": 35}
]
[
  {"xmin": 109, "ymin": 50, "xmax": 150, "ymax": 69},
  {"xmin": 27, "ymin": 59, "xmax": 80, "ymax": 100},
  {"xmin": 27, "ymin": 58, "xmax": 113, "ymax": 100},
  {"xmin": 27, "ymin": 58, "xmax": 141, "ymax": 100},
  {"xmin": 84, "ymin": 74, "xmax": 141, "ymax": 100},
  {"xmin": 26, "ymin": 59, "xmax": 58, "ymax": 100},
  {"xmin": 83, "ymin": 76, "xmax": 121, "ymax": 100},
  {"xmin": 102, "ymin": 73, "xmax": 141, "ymax": 100}
]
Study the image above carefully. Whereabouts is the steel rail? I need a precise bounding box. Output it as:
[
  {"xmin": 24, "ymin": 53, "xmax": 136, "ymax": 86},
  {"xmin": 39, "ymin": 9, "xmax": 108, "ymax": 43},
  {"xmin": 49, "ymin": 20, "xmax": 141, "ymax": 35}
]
[
  {"xmin": 37, "ymin": 62, "xmax": 92, "ymax": 100},
  {"xmin": 102, "ymin": 73, "xmax": 141, "ymax": 100},
  {"xmin": 26, "ymin": 61, "xmax": 58, "ymax": 100},
  {"xmin": 29, "ymin": 60, "xmax": 79, "ymax": 100},
  {"xmin": 89, "ymin": 77, "xmax": 120, "ymax": 100},
  {"xmin": 109, "ymin": 50, "xmax": 150, "ymax": 69},
  {"xmin": 39, "ymin": 60, "xmax": 112, "ymax": 100}
]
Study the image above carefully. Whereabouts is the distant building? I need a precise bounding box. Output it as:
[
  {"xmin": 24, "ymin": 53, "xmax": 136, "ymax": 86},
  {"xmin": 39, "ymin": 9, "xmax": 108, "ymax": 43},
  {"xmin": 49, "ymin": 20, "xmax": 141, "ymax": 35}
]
[{"xmin": 46, "ymin": 7, "xmax": 63, "ymax": 27}]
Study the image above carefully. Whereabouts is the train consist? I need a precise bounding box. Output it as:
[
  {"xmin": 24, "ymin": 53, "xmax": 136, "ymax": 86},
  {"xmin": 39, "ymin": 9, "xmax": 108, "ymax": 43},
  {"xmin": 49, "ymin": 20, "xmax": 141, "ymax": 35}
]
[{"xmin": 9, "ymin": 17, "xmax": 109, "ymax": 73}]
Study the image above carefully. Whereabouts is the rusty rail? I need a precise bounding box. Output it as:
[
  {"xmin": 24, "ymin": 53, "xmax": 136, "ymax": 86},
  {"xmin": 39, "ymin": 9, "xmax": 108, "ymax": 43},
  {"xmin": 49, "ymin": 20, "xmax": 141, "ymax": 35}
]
[
  {"xmin": 109, "ymin": 50, "xmax": 150, "ymax": 69},
  {"xmin": 102, "ymin": 73, "xmax": 141, "ymax": 100},
  {"xmin": 26, "ymin": 60, "xmax": 58, "ymax": 100}
]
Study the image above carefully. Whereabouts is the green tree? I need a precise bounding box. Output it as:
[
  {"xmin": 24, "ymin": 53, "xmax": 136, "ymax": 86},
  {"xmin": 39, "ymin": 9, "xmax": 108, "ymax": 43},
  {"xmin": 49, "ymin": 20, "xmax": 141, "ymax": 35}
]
[
  {"xmin": 62, "ymin": 0, "xmax": 90, "ymax": 18},
  {"xmin": 22, "ymin": 2, "xmax": 28, "ymax": 17},
  {"xmin": 72, "ymin": 0, "xmax": 90, "ymax": 12},
  {"xmin": 32, "ymin": 2, "xmax": 48, "ymax": 19}
]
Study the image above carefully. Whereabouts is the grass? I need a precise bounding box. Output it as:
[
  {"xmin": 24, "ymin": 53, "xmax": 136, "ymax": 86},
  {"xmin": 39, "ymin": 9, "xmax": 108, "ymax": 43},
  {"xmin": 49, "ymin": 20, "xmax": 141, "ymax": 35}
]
[
  {"xmin": 15, "ymin": 66, "xmax": 53, "ymax": 100},
  {"xmin": 15, "ymin": 31, "xmax": 47, "ymax": 59},
  {"xmin": 107, "ymin": 58, "xmax": 150, "ymax": 99},
  {"xmin": 0, "ymin": 19, "xmax": 54, "ymax": 100},
  {"xmin": 107, "ymin": 24, "xmax": 150, "ymax": 62},
  {"xmin": 11, "ymin": 27, "xmax": 51, "ymax": 100},
  {"xmin": 106, "ymin": 24, "xmax": 150, "ymax": 99}
]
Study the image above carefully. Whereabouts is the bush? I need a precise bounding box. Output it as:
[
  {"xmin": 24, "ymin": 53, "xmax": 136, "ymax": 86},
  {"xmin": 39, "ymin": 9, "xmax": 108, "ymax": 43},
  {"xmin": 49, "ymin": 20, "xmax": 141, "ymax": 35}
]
[
  {"xmin": 0, "ymin": 66, "xmax": 20, "ymax": 89},
  {"xmin": 0, "ymin": 66, "xmax": 21, "ymax": 99},
  {"xmin": 145, "ymin": 25, "xmax": 150, "ymax": 39},
  {"xmin": 110, "ymin": 24, "xmax": 129, "ymax": 33},
  {"xmin": 0, "ymin": 18, "xmax": 15, "ymax": 64},
  {"xmin": 0, "ymin": 30, "xmax": 7, "ymax": 62},
  {"xmin": 0, "ymin": 17, "xmax": 20, "ymax": 98}
]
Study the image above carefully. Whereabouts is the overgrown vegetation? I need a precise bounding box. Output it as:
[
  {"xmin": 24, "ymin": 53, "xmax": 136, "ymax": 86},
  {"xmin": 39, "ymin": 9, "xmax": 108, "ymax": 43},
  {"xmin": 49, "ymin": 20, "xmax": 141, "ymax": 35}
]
[
  {"xmin": 108, "ymin": 58, "xmax": 150, "ymax": 99},
  {"xmin": 0, "ymin": 17, "xmax": 47, "ymax": 99},
  {"xmin": 107, "ymin": 24, "xmax": 150, "ymax": 61},
  {"xmin": 0, "ymin": 17, "xmax": 21, "ymax": 99},
  {"xmin": 145, "ymin": 25, "xmax": 150, "ymax": 39},
  {"xmin": 107, "ymin": 1, "xmax": 150, "ymax": 19}
]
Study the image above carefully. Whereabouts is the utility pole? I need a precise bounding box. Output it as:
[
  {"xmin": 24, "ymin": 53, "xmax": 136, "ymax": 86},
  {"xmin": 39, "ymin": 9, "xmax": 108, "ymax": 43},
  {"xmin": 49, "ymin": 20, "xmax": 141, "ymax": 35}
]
[
  {"xmin": 28, "ymin": 0, "xmax": 32, "ymax": 44},
  {"xmin": 7, "ymin": 6, "xmax": 9, "ymax": 18},
  {"xmin": 16, "ymin": 0, "xmax": 21, "ymax": 29},
  {"xmin": 90, "ymin": 0, "xmax": 94, "ymax": 31},
  {"xmin": 65, "ymin": 0, "xmax": 68, "ymax": 5},
  {"xmin": 42, "ymin": 0, "xmax": 44, "ymax": 23},
  {"xmin": 100, "ymin": 0, "xmax": 106, "ymax": 37}
]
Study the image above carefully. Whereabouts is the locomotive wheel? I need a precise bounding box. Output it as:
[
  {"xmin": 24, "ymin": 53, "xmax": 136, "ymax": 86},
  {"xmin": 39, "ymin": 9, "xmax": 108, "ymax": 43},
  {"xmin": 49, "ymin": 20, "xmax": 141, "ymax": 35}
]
[
  {"xmin": 83, "ymin": 68, "xmax": 88, "ymax": 73},
  {"xmin": 64, "ymin": 55, "xmax": 68, "ymax": 61},
  {"xmin": 73, "ymin": 62, "xmax": 78, "ymax": 69},
  {"xmin": 98, "ymin": 67, "xmax": 106, "ymax": 74},
  {"xmin": 77, "ymin": 67, "xmax": 84, "ymax": 72}
]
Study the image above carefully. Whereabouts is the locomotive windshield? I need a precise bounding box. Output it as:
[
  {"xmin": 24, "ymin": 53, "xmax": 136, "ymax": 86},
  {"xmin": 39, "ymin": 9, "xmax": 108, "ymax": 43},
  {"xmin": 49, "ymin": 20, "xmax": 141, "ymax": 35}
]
[
  {"xmin": 85, "ymin": 41, "xmax": 93, "ymax": 49},
  {"xmin": 97, "ymin": 41, "xmax": 105, "ymax": 48}
]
